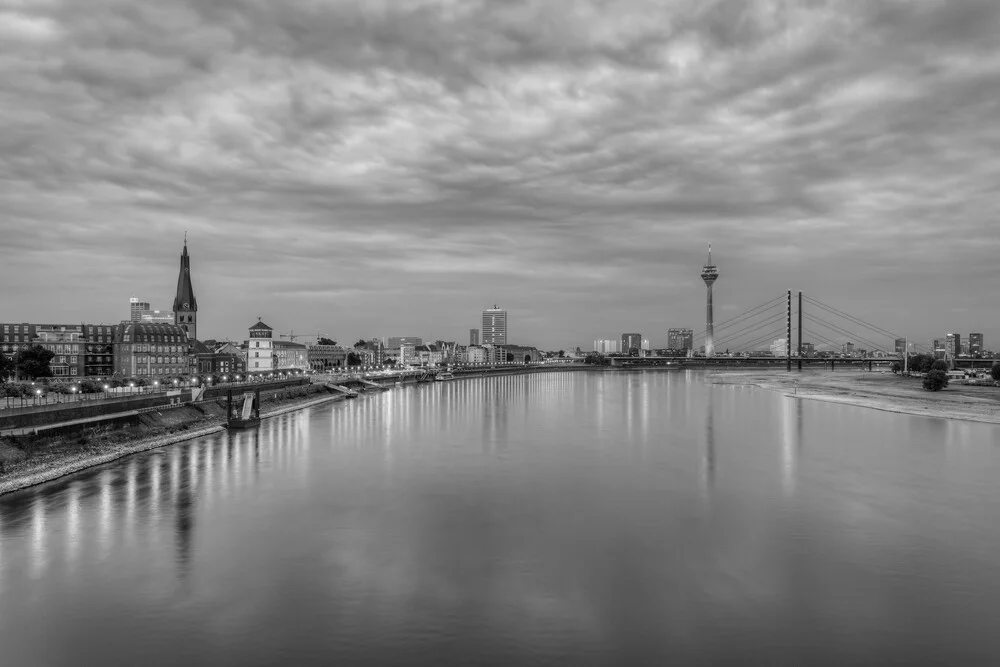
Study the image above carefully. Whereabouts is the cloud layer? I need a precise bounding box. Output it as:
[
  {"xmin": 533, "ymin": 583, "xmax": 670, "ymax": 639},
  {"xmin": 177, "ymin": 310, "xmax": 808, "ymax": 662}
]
[{"xmin": 2, "ymin": 0, "xmax": 999, "ymax": 349}]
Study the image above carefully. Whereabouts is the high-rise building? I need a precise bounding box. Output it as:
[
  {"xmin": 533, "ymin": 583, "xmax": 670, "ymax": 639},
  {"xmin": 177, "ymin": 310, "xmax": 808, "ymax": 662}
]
[
  {"xmin": 946, "ymin": 333, "xmax": 961, "ymax": 358},
  {"xmin": 469, "ymin": 328, "xmax": 480, "ymax": 346},
  {"xmin": 894, "ymin": 338, "xmax": 907, "ymax": 355},
  {"xmin": 482, "ymin": 306, "xmax": 507, "ymax": 345},
  {"xmin": 173, "ymin": 237, "xmax": 198, "ymax": 341},
  {"xmin": 130, "ymin": 297, "xmax": 150, "ymax": 322},
  {"xmin": 621, "ymin": 333, "xmax": 642, "ymax": 354},
  {"xmin": 801, "ymin": 342, "xmax": 815, "ymax": 356},
  {"xmin": 668, "ymin": 328, "xmax": 694, "ymax": 351},
  {"xmin": 933, "ymin": 338, "xmax": 945, "ymax": 352},
  {"xmin": 700, "ymin": 244, "xmax": 719, "ymax": 357},
  {"xmin": 969, "ymin": 333, "xmax": 984, "ymax": 356},
  {"xmin": 842, "ymin": 342, "xmax": 855, "ymax": 356},
  {"xmin": 770, "ymin": 338, "xmax": 788, "ymax": 357},
  {"xmin": 593, "ymin": 339, "xmax": 618, "ymax": 355},
  {"xmin": 387, "ymin": 336, "xmax": 422, "ymax": 348}
]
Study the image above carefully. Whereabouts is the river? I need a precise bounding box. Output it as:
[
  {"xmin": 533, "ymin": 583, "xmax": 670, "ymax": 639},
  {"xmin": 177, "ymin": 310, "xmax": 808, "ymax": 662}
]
[{"xmin": 2, "ymin": 370, "xmax": 1000, "ymax": 665}]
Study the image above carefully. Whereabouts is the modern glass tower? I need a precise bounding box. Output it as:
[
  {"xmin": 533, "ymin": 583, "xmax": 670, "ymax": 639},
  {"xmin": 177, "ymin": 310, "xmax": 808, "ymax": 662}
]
[{"xmin": 700, "ymin": 245, "xmax": 719, "ymax": 357}]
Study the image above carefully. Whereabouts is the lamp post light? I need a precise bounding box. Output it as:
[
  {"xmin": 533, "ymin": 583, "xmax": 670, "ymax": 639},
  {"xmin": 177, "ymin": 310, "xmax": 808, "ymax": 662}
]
[
  {"xmin": 35, "ymin": 388, "xmax": 42, "ymax": 405},
  {"xmin": 104, "ymin": 384, "xmax": 109, "ymax": 399},
  {"xmin": 129, "ymin": 382, "xmax": 135, "ymax": 396}
]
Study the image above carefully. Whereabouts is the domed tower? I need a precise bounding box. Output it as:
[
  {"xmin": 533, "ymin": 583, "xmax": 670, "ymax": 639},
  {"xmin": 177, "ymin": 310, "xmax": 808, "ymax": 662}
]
[
  {"xmin": 173, "ymin": 235, "xmax": 198, "ymax": 341},
  {"xmin": 700, "ymin": 244, "xmax": 719, "ymax": 357}
]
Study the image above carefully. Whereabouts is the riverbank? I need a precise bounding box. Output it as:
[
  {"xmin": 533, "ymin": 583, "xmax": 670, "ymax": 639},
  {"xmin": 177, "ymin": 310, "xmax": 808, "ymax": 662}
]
[
  {"xmin": 0, "ymin": 384, "xmax": 346, "ymax": 497},
  {"xmin": 710, "ymin": 370, "xmax": 1000, "ymax": 424}
]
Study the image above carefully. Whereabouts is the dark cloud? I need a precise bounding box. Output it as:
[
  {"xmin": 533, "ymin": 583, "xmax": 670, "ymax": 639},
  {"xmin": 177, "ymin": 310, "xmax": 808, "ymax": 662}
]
[{"xmin": 1, "ymin": 0, "xmax": 998, "ymax": 349}]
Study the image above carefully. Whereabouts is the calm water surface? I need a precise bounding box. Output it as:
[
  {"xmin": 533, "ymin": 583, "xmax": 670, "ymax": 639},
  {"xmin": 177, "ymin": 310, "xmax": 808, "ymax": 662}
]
[{"xmin": 2, "ymin": 371, "xmax": 1000, "ymax": 665}]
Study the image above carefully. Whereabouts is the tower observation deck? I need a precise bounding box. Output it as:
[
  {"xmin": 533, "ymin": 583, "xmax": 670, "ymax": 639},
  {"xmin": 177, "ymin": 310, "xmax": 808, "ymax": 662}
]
[{"xmin": 701, "ymin": 245, "xmax": 720, "ymax": 357}]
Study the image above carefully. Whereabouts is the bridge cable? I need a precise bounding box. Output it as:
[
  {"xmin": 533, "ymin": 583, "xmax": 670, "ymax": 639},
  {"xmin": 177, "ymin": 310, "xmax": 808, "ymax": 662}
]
[
  {"xmin": 803, "ymin": 296, "xmax": 902, "ymax": 340},
  {"xmin": 802, "ymin": 312, "xmax": 889, "ymax": 352},
  {"xmin": 713, "ymin": 312, "xmax": 789, "ymax": 349},
  {"xmin": 802, "ymin": 313, "xmax": 890, "ymax": 353},
  {"xmin": 732, "ymin": 327, "xmax": 793, "ymax": 354},
  {"xmin": 691, "ymin": 294, "xmax": 787, "ymax": 339},
  {"xmin": 803, "ymin": 327, "xmax": 847, "ymax": 351}
]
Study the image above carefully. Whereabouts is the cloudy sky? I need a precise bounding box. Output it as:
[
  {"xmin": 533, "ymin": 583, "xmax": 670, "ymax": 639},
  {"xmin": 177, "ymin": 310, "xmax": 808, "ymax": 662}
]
[{"xmin": 1, "ymin": 0, "xmax": 998, "ymax": 350}]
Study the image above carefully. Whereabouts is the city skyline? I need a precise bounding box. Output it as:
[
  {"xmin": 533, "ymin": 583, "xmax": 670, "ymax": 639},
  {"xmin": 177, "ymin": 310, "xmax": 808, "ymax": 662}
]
[{"xmin": 3, "ymin": 2, "xmax": 1000, "ymax": 349}]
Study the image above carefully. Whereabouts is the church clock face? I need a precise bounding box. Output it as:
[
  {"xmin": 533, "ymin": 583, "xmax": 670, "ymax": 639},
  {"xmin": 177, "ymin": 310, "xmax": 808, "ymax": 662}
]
[{"xmin": 183, "ymin": 302, "xmax": 190, "ymax": 309}]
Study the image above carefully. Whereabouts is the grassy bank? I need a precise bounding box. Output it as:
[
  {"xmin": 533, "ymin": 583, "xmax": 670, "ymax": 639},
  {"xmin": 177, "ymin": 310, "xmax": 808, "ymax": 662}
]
[
  {"xmin": 0, "ymin": 383, "xmax": 343, "ymax": 496},
  {"xmin": 710, "ymin": 369, "xmax": 1000, "ymax": 424}
]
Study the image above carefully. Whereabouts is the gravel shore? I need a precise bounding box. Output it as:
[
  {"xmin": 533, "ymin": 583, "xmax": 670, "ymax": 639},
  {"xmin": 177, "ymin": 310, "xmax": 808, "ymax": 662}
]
[{"xmin": 709, "ymin": 369, "xmax": 1000, "ymax": 424}]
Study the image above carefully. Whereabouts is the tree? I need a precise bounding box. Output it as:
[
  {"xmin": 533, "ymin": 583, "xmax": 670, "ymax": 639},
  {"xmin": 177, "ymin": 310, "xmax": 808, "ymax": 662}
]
[
  {"xmin": 991, "ymin": 363, "xmax": 1000, "ymax": 382},
  {"xmin": 923, "ymin": 369, "xmax": 949, "ymax": 392},
  {"xmin": 930, "ymin": 359, "xmax": 949, "ymax": 372},
  {"xmin": 0, "ymin": 353, "xmax": 14, "ymax": 382},
  {"xmin": 907, "ymin": 353, "xmax": 935, "ymax": 374},
  {"xmin": 346, "ymin": 352, "xmax": 362, "ymax": 366},
  {"xmin": 317, "ymin": 338, "xmax": 337, "ymax": 346},
  {"xmin": 558, "ymin": 350, "xmax": 565, "ymax": 358},
  {"xmin": 16, "ymin": 345, "xmax": 55, "ymax": 380},
  {"xmin": 354, "ymin": 339, "xmax": 368, "ymax": 349},
  {"xmin": 890, "ymin": 361, "xmax": 902, "ymax": 374}
]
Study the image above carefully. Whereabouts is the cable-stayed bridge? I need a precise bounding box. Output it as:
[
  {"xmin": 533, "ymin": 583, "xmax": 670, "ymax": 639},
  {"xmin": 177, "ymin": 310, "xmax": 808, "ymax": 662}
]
[{"xmin": 613, "ymin": 291, "xmax": 981, "ymax": 370}]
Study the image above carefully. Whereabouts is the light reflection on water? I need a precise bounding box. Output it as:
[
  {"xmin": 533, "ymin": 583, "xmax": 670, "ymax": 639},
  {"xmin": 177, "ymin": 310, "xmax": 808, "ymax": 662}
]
[{"xmin": 2, "ymin": 371, "xmax": 1000, "ymax": 664}]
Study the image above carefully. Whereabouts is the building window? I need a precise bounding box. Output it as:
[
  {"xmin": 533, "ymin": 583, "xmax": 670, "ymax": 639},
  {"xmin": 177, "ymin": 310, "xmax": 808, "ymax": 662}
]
[{"xmin": 255, "ymin": 362, "xmax": 259, "ymax": 368}]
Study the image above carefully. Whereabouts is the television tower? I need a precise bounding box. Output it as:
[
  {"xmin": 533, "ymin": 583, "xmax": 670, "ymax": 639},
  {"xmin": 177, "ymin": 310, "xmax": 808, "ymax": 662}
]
[{"xmin": 701, "ymin": 244, "xmax": 720, "ymax": 357}]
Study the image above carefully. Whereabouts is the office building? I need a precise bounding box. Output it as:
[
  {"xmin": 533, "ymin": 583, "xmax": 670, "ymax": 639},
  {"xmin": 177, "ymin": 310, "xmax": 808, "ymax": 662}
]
[
  {"xmin": 594, "ymin": 339, "xmax": 618, "ymax": 355},
  {"xmin": 770, "ymin": 338, "xmax": 789, "ymax": 357},
  {"xmin": 387, "ymin": 337, "xmax": 422, "ymax": 349},
  {"xmin": 969, "ymin": 333, "xmax": 984, "ymax": 356},
  {"xmin": 129, "ymin": 297, "xmax": 151, "ymax": 322},
  {"xmin": 113, "ymin": 322, "xmax": 191, "ymax": 378},
  {"xmin": 273, "ymin": 340, "xmax": 309, "ymax": 371},
  {"xmin": 668, "ymin": 328, "xmax": 694, "ymax": 351},
  {"xmin": 946, "ymin": 333, "xmax": 961, "ymax": 358},
  {"xmin": 482, "ymin": 306, "xmax": 507, "ymax": 345},
  {"xmin": 470, "ymin": 328, "xmax": 480, "ymax": 346},
  {"xmin": 2, "ymin": 322, "xmax": 120, "ymax": 378},
  {"xmin": 621, "ymin": 333, "xmax": 642, "ymax": 355},
  {"xmin": 138, "ymin": 309, "xmax": 175, "ymax": 323},
  {"xmin": 894, "ymin": 338, "xmax": 906, "ymax": 355}
]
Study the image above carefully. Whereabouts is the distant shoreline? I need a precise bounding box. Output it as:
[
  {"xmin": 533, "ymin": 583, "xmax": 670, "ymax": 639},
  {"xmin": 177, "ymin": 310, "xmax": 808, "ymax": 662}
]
[{"xmin": 709, "ymin": 370, "xmax": 1000, "ymax": 426}]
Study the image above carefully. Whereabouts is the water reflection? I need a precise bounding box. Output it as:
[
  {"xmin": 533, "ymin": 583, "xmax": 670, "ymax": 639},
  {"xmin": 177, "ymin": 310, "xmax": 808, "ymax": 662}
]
[
  {"xmin": 702, "ymin": 388, "xmax": 715, "ymax": 497},
  {"xmin": 2, "ymin": 373, "xmax": 1000, "ymax": 664}
]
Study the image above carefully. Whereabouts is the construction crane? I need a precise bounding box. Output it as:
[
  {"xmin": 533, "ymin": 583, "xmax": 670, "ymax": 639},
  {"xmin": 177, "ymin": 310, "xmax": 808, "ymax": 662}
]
[{"xmin": 278, "ymin": 330, "xmax": 304, "ymax": 342}]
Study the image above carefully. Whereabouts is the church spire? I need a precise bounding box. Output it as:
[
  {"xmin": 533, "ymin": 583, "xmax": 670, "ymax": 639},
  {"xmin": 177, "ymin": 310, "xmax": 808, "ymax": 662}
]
[
  {"xmin": 173, "ymin": 237, "xmax": 198, "ymax": 341},
  {"xmin": 173, "ymin": 238, "xmax": 196, "ymax": 312}
]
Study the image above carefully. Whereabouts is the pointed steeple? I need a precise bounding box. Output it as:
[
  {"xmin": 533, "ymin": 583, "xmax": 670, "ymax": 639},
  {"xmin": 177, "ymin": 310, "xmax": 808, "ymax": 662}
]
[{"xmin": 173, "ymin": 238, "xmax": 197, "ymax": 313}]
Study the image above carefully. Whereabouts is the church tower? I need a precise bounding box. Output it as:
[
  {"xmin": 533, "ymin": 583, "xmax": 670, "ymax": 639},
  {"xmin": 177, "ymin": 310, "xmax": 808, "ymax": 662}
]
[{"xmin": 173, "ymin": 236, "xmax": 198, "ymax": 341}]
